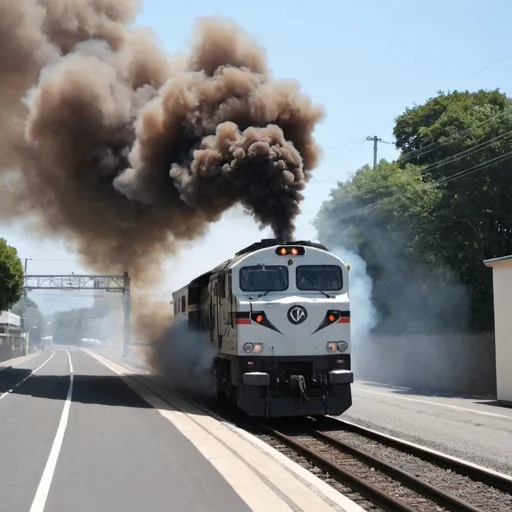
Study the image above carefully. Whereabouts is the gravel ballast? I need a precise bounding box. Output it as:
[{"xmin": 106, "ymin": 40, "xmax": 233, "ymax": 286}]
[
  {"xmin": 261, "ymin": 434, "xmax": 386, "ymax": 512},
  {"xmin": 296, "ymin": 434, "xmax": 448, "ymax": 512},
  {"xmin": 321, "ymin": 427, "xmax": 512, "ymax": 512}
]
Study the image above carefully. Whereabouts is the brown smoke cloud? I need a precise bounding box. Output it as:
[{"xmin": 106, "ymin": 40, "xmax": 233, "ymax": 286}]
[{"xmin": 0, "ymin": 0, "xmax": 325, "ymax": 342}]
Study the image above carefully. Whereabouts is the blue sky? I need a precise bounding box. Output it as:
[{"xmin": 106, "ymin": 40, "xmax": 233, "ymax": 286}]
[{"xmin": 5, "ymin": 0, "xmax": 512, "ymax": 313}]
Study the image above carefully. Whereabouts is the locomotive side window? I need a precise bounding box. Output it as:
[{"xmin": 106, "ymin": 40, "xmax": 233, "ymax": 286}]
[
  {"xmin": 239, "ymin": 265, "xmax": 288, "ymax": 292},
  {"xmin": 181, "ymin": 295, "xmax": 186, "ymax": 312},
  {"xmin": 296, "ymin": 265, "xmax": 343, "ymax": 291}
]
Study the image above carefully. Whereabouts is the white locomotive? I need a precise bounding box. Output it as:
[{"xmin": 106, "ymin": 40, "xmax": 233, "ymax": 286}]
[{"xmin": 172, "ymin": 239, "xmax": 353, "ymax": 418}]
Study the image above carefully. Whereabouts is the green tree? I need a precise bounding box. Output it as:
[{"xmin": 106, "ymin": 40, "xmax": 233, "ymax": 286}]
[
  {"xmin": 51, "ymin": 307, "xmax": 89, "ymax": 343},
  {"xmin": 315, "ymin": 160, "xmax": 466, "ymax": 333},
  {"xmin": 0, "ymin": 238, "xmax": 24, "ymax": 313},
  {"xmin": 315, "ymin": 160, "xmax": 438, "ymax": 253},
  {"xmin": 316, "ymin": 89, "xmax": 512, "ymax": 333},
  {"xmin": 394, "ymin": 89, "xmax": 512, "ymax": 330},
  {"xmin": 11, "ymin": 297, "xmax": 45, "ymax": 342},
  {"xmin": 91, "ymin": 295, "xmax": 116, "ymax": 318},
  {"xmin": 50, "ymin": 295, "xmax": 118, "ymax": 343}
]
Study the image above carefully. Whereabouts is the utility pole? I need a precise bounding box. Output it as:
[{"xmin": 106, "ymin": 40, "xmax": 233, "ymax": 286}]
[
  {"xmin": 122, "ymin": 271, "xmax": 131, "ymax": 358},
  {"xmin": 366, "ymin": 135, "xmax": 393, "ymax": 169},
  {"xmin": 366, "ymin": 135, "xmax": 382, "ymax": 169},
  {"xmin": 21, "ymin": 258, "xmax": 30, "ymax": 355},
  {"xmin": 21, "ymin": 258, "xmax": 29, "ymax": 330}
]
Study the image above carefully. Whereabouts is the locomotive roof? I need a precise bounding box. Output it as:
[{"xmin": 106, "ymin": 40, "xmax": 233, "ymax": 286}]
[
  {"xmin": 183, "ymin": 238, "xmax": 330, "ymax": 291},
  {"xmin": 235, "ymin": 238, "xmax": 329, "ymax": 256}
]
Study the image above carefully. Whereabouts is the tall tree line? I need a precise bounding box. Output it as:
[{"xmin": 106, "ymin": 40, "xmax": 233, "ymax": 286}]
[{"xmin": 315, "ymin": 89, "xmax": 512, "ymax": 334}]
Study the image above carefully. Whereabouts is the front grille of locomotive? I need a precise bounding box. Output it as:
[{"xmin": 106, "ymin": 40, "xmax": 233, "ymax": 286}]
[
  {"xmin": 240, "ymin": 355, "xmax": 350, "ymax": 399},
  {"xmin": 262, "ymin": 360, "xmax": 323, "ymax": 397}
]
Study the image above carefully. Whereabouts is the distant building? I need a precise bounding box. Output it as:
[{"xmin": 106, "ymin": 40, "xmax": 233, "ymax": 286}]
[
  {"xmin": 0, "ymin": 310, "xmax": 26, "ymax": 361},
  {"xmin": 0, "ymin": 310, "xmax": 20, "ymax": 330}
]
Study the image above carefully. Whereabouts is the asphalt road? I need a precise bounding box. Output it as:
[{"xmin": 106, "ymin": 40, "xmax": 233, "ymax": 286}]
[
  {"xmin": 344, "ymin": 381, "xmax": 512, "ymax": 476},
  {"xmin": 0, "ymin": 349, "xmax": 251, "ymax": 512}
]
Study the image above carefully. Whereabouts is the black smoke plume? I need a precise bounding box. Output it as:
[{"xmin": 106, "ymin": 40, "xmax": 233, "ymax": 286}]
[{"xmin": 0, "ymin": 1, "xmax": 325, "ymax": 341}]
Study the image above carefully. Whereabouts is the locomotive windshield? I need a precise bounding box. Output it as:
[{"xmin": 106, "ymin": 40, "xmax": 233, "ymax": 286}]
[
  {"xmin": 239, "ymin": 265, "xmax": 288, "ymax": 291},
  {"xmin": 296, "ymin": 265, "xmax": 343, "ymax": 291}
]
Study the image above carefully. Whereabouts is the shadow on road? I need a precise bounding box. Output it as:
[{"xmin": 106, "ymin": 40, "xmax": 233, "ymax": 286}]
[
  {"xmin": 0, "ymin": 368, "xmax": 213, "ymax": 416},
  {"xmin": 358, "ymin": 380, "xmax": 496, "ymax": 401},
  {"xmin": 474, "ymin": 400, "xmax": 512, "ymax": 410}
]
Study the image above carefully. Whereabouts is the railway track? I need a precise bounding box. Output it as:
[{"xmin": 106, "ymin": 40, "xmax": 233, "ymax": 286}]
[
  {"xmin": 257, "ymin": 416, "xmax": 512, "ymax": 512},
  {"xmin": 317, "ymin": 417, "xmax": 512, "ymax": 495}
]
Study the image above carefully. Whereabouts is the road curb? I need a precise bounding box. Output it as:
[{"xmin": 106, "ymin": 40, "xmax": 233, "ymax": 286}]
[{"xmin": 0, "ymin": 365, "xmax": 12, "ymax": 373}]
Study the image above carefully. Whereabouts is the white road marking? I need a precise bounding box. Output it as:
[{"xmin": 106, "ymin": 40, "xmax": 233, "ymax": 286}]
[
  {"xmin": 353, "ymin": 386, "xmax": 512, "ymax": 419},
  {"xmin": 0, "ymin": 352, "xmax": 55, "ymax": 402},
  {"xmin": 93, "ymin": 356, "xmax": 122, "ymax": 376},
  {"xmin": 90, "ymin": 355, "xmax": 150, "ymax": 378},
  {"xmin": 29, "ymin": 350, "xmax": 74, "ymax": 512},
  {"xmin": 79, "ymin": 348, "xmax": 150, "ymax": 374},
  {"xmin": 118, "ymin": 361, "xmax": 149, "ymax": 374}
]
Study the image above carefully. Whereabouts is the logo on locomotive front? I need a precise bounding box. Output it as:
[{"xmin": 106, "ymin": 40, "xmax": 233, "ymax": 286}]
[{"xmin": 287, "ymin": 305, "xmax": 308, "ymax": 325}]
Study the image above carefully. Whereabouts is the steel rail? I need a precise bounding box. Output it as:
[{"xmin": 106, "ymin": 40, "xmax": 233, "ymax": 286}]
[
  {"xmin": 310, "ymin": 428, "xmax": 484, "ymax": 512},
  {"xmin": 318, "ymin": 416, "xmax": 512, "ymax": 494},
  {"xmin": 257, "ymin": 422, "xmax": 422, "ymax": 512}
]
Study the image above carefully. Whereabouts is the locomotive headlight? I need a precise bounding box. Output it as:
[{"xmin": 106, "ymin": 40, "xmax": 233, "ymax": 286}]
[
  {"xmin": 252, "ymin": 343, "xmax": 263, "ymax": 354},
  {"xmin": 243, "ymin": 342, "xmax": 263, "ymax": 354},
  {"xmin": 326, "ymin": 342, "xmax": 338, "ymax": 353},
  {"xmin": 337, "ymin": 341, "xmax": 348, "ymax": 352}
]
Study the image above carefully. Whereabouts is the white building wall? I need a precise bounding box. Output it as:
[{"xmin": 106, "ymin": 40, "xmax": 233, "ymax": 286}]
[
  {"xmin": 0, "ymin": 311, "xmax": 21, "ymax": 328},
  {"xmin": 486, "ymin": 257, "xmax": 512, "ymax": 404}
]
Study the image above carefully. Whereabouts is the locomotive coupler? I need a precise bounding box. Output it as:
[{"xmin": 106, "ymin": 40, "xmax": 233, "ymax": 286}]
[{"xmin": 290, "ymin": 374, "xmax": 308, "ymax": 403}]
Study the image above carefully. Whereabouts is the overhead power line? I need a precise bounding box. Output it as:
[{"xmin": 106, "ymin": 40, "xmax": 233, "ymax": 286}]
[
  {"xmin": 305, "ymin": 128, "xmax": 512, "ymax": 211},
  {"xmin": 326, "ymin": 148, "xmax": 512, "ymax": 223},
  {"xmin": 310, "ymin": 109, "xmax": 512, "ymax": 186},
  {"xmin": 397, "ymin": 109, "xmax": 512, "ymax": 165},
  {"xmin": 345, "ymin": 128, "xmax": 512, "ymax": 198}
]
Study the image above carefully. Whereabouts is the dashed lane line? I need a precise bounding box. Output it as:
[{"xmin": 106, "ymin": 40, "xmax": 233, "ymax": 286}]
[{"xmin": 0, "ymin": 352, "xmax": 56, "ymax": 402}]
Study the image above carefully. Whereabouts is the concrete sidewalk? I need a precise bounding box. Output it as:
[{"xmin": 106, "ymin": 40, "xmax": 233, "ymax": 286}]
[{"xmin": 0, "ymin": 351, "xmax": 41, "ymax": 373}]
